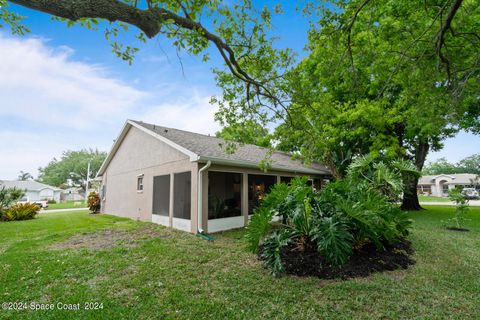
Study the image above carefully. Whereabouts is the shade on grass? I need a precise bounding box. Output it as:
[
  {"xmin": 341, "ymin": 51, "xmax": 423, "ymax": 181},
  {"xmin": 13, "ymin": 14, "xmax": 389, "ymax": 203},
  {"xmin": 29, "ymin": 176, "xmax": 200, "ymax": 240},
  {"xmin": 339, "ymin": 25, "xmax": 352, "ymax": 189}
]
[{"xmin": 0, "ymin": 206, "xmax": 479, "ymax": 319}]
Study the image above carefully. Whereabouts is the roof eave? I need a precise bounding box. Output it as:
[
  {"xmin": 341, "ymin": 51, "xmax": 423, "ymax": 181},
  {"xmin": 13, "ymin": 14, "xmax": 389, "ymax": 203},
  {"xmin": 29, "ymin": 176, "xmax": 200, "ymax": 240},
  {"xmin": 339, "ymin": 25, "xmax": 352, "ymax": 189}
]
[{"xmin": 196, "ymin": 156, "xmax": 329, "ymax": 175}]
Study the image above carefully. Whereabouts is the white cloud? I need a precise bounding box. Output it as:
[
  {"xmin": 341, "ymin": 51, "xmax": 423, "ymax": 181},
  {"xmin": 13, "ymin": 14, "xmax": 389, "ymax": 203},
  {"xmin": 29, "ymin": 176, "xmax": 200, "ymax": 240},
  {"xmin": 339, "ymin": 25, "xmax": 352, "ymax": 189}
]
[
  {"xmin": 0, "ymin": 35, "xmax": 147, "ymax": 129},
  {"xmin": 0, "ymin": 34, "xmax": 219, "ymax": 180},
  {"xmin": 140, "ymin": 93, "xmax": 220, "ymax": 135}
]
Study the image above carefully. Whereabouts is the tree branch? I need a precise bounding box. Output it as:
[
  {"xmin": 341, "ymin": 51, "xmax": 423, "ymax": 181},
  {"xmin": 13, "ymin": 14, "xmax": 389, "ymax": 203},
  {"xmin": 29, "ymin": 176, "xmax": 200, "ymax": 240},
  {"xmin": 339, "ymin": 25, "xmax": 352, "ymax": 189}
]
[
  {"xmin": 344, "ymin": 0, "xmax": 370, "ymax": 68},
  {"xmin": 8, "ymin": 0, "xmax": 284, "ymax": 107},
  {"xmin": 436, "ymin": 0, "xmax": 464, "ymax": 79}
]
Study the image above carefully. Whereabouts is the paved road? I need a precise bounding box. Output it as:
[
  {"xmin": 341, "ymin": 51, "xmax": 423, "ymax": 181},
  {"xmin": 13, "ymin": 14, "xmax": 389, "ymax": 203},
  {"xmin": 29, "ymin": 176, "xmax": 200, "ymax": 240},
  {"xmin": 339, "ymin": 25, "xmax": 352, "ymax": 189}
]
[
  {"xmin": 420, "ymin": 200, "xmax": 480, "ymax": 206},
  {"xmin": 40, "ymin": 208, "xmax": 89, "ymax": 213}
]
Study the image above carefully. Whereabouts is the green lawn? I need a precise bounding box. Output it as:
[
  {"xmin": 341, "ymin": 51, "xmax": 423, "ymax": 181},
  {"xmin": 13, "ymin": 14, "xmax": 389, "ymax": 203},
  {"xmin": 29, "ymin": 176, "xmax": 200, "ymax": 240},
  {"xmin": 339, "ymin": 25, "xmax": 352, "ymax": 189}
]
[
  {"xmin": 0, "ymin": 207, "xmax": 479, "ymax": 319},
  {"xmin": 45, "ymin": 201, "xmax": 87, "ymax": 210},
  {"xmin": 418, "ymin": 195, "xmax": 451, "ymax": 202}
]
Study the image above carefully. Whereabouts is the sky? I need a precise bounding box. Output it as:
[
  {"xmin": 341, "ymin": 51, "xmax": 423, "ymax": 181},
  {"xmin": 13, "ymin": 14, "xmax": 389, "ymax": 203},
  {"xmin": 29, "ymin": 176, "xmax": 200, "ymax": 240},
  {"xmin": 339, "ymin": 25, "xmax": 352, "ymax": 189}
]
[{"xmin": 0, "ymin": 2, "xmax": 479, "ymax": 180}]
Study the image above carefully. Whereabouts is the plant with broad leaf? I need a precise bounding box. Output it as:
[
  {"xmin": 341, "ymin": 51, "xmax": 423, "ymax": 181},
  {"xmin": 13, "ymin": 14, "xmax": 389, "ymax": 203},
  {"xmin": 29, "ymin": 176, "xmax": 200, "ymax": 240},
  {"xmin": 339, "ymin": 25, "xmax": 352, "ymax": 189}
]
[{"xmin": 246, "ymin": 157, "xmax": 415, "ymax": 276}]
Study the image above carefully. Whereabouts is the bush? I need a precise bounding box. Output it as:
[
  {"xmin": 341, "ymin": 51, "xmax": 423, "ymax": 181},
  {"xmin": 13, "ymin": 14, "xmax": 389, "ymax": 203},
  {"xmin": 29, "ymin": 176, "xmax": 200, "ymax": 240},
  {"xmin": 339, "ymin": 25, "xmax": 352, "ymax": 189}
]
[
  {"xmin": 1, "ymin": 203, "xmax": 40, "ymax": 221},
  {"xmin": 47, "ymin": 199, "xmax": 57, "ymax": 204},
  {"xmin": 247, "ymin": 156, "xmax": 416, "ymax": 276},
  {"xmin": 88, "ymin": 192, "xmax": 101, "ymax": 214},
  {"xmin": 444, "ymin": 188, "xmax": 470, "ymax": 230},
  {"xmin": 0, "ymin": 186, "xmax": 24, "ymax": 208}
]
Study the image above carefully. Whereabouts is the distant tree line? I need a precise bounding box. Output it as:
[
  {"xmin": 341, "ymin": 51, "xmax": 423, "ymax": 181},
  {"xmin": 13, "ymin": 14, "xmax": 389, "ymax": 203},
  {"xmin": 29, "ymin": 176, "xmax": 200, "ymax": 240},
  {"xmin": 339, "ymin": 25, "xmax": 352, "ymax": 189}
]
[
  {"xmin": 37, "ymin": 149, "xmax": 107, "ymax": 190},
  {"xmin": 423, "ymin": 154, "xmax": 480, "ymax": 175}
]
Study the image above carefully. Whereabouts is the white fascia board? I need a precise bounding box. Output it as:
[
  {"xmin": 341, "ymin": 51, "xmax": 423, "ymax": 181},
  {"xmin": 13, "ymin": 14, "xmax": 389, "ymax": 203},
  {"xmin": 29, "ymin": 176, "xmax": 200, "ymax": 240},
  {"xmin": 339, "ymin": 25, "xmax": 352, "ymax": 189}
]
[
  {"xmin": 196, "ymin": 156, "xmax": 328, "ymax": 175},
  {"xmin": 433, "ymin": 174, "xmax": 455, "ymax": 180}
]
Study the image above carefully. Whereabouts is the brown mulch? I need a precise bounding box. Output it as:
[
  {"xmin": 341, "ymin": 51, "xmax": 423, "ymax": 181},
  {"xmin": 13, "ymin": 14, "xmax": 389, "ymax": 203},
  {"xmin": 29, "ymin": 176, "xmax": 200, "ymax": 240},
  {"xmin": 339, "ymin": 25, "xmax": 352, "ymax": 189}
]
[{"xmin": 260, "ymin": 238, "xmax": 415, "ymax": 279}]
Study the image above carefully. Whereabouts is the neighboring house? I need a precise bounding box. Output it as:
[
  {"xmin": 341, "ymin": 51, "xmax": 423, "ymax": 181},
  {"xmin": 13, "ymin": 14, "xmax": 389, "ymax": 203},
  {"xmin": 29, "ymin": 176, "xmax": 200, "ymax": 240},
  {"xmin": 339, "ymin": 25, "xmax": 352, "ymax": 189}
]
[
  {"xmin": 417, "ymin": 173, "xmax": 480, "ymax": 197},
  {"xmin": 61, "ymin": 187, "xmax": 85, "ymax": 201},
  {"xmin": 0, "ymin": 180, "xmax": 61, "ymax": 202},
  {"xmin": 97, "ymin": 120, "xmax": 331, "ymax": 233}
]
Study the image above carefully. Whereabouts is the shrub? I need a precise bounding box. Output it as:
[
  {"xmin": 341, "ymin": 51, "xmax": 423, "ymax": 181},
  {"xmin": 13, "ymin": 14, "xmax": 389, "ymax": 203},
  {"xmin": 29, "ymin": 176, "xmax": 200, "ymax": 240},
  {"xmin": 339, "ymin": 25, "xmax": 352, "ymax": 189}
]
[
  {"xmin": 247, "ymin": 157, "xmax": 416, "ymax": 276},
  {"xmin": 0, "ymin": 186, "xmax": 24, "ymax": 208},
  {"xmin": 47, "ymin": 199, "xmax": 57, "ymax": 204},
  {"xmin": 1, "ymin": 203, "xmax": 40, "ymax": 221},
  {"xmin": 88, "ymin": 192, "xmax": 101, "ymax": 214},
  {"xmin": 444, "ymin": 188, "xmax": 470, "ymax": 229}
]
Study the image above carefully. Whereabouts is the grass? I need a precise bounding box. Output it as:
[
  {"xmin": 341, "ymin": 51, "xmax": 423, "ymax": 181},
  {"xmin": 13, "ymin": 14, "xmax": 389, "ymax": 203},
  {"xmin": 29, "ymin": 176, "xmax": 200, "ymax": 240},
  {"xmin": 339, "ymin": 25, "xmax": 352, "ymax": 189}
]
[
  {"xmin": 45, "ymin": 201, "xmax": 87, "ymax": 210},
  {"xmin": 418, "ymin": 195, "xmax": 451, "ymax": 202},
  {"xmin": 0, "ymin": 207, "xmax": 479, "ymax": 319}
]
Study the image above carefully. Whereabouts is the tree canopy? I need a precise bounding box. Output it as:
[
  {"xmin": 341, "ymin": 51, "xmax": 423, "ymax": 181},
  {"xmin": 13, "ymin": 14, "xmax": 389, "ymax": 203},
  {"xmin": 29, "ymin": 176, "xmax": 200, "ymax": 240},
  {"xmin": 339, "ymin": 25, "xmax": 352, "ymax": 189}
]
[
  {"xmin": 38, "ymin": 149, "xmax": 107, "ymax": 189},
  {"xmin": 216, "ymin": 119, "xmax": 272, "ymax": 148},
  {"xmin": 17, "ymin": 171, "xmax": 33, "ymax": 181},
  {"xmin": 214, "ymin": 0, "xmax": 480, "ymax": 210}
]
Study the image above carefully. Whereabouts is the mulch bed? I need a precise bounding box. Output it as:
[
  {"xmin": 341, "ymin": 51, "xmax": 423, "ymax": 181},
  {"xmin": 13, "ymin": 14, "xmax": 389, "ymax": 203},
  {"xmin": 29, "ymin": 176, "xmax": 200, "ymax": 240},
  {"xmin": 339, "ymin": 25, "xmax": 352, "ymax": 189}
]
[{"xmin": 259, "ymin": 238, "xmax": 415, "ymax": 279}]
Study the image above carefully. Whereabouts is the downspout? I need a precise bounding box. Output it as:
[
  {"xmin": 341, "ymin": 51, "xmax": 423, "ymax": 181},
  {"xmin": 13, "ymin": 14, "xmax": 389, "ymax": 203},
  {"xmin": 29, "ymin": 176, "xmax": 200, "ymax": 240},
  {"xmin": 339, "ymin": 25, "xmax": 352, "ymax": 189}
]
[{"xmin": 197, "ymin": 160, "xmax": 211, "ymax": 234}]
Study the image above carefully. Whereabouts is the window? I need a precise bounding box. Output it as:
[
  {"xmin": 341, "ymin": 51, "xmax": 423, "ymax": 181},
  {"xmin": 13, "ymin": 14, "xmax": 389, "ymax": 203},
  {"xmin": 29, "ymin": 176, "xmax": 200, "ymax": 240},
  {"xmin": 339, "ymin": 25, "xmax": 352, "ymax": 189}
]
[
  {"xmin": 208, "ymin": 171, "xmax": 242, "ymax": 219},
  {"xmin": 442, "ymin": 184, "xmax": 449, "ymax": 194},
  {"xmin": 174, "ymin": 172, "xmax": 191, "ymax": 219},
  {"xmin": 248, "ymin": 174, "xmax": 276, "ymax": 214},
  {"xmin": 137, "ymin": 175, "xmax": 144, "ymax": 192},
  {"xmin": 280, "ymin": 176, "xmax": 293, "ymax": 184},
  {"xmin": 152, "ymin": 175, "xmax": 170, "ymax": 216}
]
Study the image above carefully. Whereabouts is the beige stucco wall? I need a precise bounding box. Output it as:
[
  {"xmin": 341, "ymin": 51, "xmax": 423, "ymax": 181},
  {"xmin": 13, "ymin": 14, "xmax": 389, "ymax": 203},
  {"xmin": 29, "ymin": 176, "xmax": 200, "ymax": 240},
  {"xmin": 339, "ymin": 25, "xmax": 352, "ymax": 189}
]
[{"xmin": 102, "ymin": 126, "xmax": 198, "ymax": 229}]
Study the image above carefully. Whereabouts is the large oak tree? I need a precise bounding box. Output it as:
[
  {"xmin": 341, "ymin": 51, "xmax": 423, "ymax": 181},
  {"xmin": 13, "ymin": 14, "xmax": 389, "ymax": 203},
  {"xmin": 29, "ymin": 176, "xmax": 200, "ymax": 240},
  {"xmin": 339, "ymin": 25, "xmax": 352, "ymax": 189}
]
[{"xmin": 214, "ymin": 0, "xmax": 479, "ymax": 210}]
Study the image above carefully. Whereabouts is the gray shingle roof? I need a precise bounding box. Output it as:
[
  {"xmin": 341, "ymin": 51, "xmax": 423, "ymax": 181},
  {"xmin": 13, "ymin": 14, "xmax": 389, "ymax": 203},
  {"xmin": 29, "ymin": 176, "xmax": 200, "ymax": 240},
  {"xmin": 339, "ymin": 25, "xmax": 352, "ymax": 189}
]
[
  {"xmin": 0, "ymin": 180, "xmax": 61, "ymax": 191},
  {"xmin": 419, "ymin": 173, "xmax": 479, "ymax": 185},
  {"xmin": 131, "ymin": 120, "xmax": 330, "ymax": 175}
]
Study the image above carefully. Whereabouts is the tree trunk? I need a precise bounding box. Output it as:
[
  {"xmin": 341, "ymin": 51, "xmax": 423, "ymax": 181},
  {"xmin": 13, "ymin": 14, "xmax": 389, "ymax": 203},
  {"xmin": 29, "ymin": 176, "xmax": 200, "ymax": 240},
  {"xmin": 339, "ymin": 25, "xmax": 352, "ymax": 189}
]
[
  {"xmin": 401, "ymin": 176, "xmax": 422, "ymax": 210},
  {"xmin": 401, "ymin": 139, "xmax": 429, "ymax": 211}
]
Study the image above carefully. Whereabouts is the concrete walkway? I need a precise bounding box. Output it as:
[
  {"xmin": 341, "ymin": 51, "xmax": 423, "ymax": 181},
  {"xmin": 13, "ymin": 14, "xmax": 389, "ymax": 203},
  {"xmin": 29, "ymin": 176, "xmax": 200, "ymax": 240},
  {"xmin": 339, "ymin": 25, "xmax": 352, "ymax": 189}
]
[
  {"xmin": 40, "ymin": 208, "xmax": 89, "ymax": 213},
  {"xmin": 420, "ymin": 200, "xmax": 480, "ymax": 206}
]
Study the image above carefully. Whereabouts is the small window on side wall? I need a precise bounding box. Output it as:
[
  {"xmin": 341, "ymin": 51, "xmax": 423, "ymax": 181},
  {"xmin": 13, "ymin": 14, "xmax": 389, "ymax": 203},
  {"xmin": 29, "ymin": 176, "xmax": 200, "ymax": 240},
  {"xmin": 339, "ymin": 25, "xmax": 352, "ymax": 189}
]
[{"xmin": 137, "ymin": 175, "xmax": 144, "ymax": 192}]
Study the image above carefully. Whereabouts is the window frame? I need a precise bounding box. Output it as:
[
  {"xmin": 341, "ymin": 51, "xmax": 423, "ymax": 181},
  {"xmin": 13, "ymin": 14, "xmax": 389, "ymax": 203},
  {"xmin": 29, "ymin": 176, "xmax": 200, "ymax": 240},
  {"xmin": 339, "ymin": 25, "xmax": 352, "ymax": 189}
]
[{"xmin": 137, "ymin": 174, "xmax": 144, "ymax": 192}]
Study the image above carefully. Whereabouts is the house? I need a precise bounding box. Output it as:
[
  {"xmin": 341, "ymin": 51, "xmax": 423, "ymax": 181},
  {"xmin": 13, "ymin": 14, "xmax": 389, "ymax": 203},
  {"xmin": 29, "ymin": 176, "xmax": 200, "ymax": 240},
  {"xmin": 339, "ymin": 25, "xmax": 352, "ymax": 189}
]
[
  {"xmin": 97, "ymin": 120, "xmax": 331, "ymax": 233},
  {"xmin": 61, "ymin": 187, "xmax": 85, "ymax": 201},
  {"xmin": 417, "ymin": 173, "xmax": 480, "ymax": 197},
  {"xmin": 0, "ymin": 180, "xmax": 61, "ymax": 202}
]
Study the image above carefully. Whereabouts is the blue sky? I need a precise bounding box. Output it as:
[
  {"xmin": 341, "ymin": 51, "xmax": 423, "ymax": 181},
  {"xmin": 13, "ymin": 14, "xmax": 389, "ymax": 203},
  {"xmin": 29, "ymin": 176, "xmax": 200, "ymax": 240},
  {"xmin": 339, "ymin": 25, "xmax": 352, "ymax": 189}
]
[{"xmin": 0, "ymin": 2, "xmax": 478, "ymax": 180}]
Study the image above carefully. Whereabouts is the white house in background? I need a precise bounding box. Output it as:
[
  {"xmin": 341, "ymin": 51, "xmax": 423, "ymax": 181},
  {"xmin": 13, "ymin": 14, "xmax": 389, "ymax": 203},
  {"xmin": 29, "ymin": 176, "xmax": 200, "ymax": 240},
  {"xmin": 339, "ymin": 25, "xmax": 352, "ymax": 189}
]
[
  {"xmin": 61, "ymin": 187, "xmax": 85, "ymax": 201},
  {"xmin": 417, "ymin": 173, "xmax": 480, "ymax": 197},
  {"xmin": 0, "ymin": 180, "xmax": 61, "ymax": 202}
]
